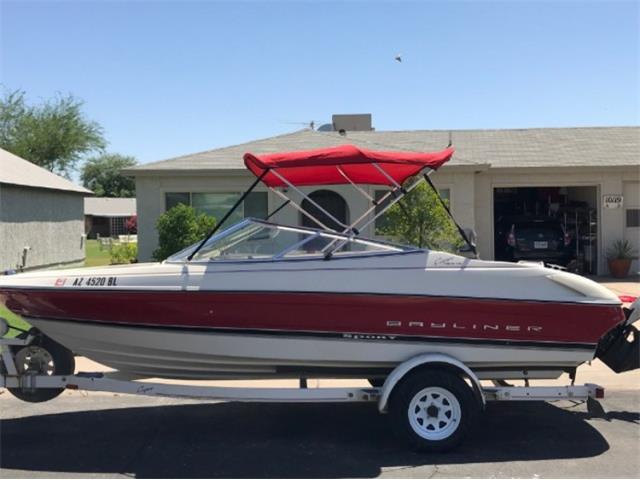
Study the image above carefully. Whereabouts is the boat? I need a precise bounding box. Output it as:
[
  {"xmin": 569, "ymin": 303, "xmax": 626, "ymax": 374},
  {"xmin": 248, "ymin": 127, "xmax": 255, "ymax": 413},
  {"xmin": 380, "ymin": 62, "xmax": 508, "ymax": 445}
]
[{"xmin": 1, "ymin": 144, "xmax": 638, "ymax": 383}]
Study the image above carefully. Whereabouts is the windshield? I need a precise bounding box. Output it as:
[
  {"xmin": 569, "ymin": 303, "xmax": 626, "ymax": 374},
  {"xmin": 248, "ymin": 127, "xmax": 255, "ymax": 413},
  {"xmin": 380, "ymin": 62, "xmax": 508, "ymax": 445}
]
[{"xmin": 166, "ymin": 219, "xmax": 412, "ymax": 262}]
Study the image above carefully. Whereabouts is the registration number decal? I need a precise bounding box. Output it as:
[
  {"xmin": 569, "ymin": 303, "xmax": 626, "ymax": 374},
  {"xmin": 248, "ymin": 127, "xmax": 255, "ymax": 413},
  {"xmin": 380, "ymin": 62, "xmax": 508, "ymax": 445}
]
[{"xmin": 71, "ymin": 276, "xmax": 118, "ymax": 287}]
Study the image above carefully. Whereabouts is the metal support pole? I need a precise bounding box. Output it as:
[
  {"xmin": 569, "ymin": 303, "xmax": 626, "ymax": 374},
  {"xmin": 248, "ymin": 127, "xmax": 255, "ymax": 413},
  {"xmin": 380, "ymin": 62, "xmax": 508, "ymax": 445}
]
[
  {"xmin": 266, "ymin": 199, "xmax": 291, "ymax": 220},
  {"xmin": 270, "ymin": 188, "xmax": 333, "ymax": 231},
  {"xmin": 269, "ymin": 170, "xmax": 350, "ymax": 230},
  {"xmin": 188, "ymin": 169, "xmax": 269, "ymax": 261},
  {"xmin": 423, "ymin": 174, "xmax": 477, "ymax": 256}
]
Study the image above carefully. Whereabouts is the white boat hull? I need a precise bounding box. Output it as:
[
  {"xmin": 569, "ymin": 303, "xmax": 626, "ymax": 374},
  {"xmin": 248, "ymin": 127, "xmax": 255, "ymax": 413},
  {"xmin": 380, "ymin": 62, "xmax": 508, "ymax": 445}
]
[{"xmin": 28, "ymin": 317, "xmax": 593, "ymax": 380}]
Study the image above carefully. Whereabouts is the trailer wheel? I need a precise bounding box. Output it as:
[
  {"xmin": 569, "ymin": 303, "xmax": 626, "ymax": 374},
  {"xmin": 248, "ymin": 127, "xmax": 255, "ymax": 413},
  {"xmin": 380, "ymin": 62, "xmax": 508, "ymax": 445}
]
[
  {"xmin": 8, "ymin": 335, "xmax": 75, "ymax": 403},
  {"xmin": 389, "ymin": 370, "xmax": 476, "ymax": 452}
]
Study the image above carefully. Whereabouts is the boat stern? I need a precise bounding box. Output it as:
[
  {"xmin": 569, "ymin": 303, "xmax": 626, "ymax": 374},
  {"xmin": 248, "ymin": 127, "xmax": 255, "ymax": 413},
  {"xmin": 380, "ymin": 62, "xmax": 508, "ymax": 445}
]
[{"xmin": 595, "ymin": 296, "xmax": 640, "ymax": 373}]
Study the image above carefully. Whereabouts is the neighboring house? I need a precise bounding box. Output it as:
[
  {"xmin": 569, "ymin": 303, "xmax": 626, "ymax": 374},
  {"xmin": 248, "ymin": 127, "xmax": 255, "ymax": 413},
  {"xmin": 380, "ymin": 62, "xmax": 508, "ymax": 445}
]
[
  {"xmin": 0, "ymin": 148, "xmax": 91, "ymax": 272},
  {"xmin": 84, "ymin": 197, "xmax": 137, "ymax": 239},
  {"xmin": 124, "ymin": 115, "xmax": 639, "ymax": 275}
]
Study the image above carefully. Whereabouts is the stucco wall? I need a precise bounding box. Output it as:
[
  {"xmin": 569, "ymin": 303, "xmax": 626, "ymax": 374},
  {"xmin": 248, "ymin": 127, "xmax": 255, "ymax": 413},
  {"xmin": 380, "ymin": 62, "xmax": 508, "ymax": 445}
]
[
  {"xmin": 623, "ymin": 180, "xmax": 640, "ymax": 274},
  {"xmin": 134, "ymin": 170, "xmax": 474, "ymax": 261},
  {"xmin": 134, "ymin": 166, "xmax": 640, "ymax": 276},
  {"xmin": 0, "ymin": 184, "xmax": 85, "ymax": 271}
]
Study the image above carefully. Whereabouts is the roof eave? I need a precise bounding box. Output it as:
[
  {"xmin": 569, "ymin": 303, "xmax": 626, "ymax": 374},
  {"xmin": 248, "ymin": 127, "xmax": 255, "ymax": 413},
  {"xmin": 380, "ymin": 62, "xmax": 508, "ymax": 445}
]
[
  {"xmin": 123, "ymin": 163, "xmax": 490, "ymax": 177},
  {"xmin": 0, "ymin": 180, "xmax": 93, "ymax": 195}
]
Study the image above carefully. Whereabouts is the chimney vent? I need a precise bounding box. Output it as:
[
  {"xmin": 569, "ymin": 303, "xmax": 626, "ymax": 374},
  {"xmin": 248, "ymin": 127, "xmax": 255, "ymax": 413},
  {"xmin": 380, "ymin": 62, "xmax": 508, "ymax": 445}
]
[{"xmin": 332, "ymin": 114, "xmax": 372, "ymax": 132}]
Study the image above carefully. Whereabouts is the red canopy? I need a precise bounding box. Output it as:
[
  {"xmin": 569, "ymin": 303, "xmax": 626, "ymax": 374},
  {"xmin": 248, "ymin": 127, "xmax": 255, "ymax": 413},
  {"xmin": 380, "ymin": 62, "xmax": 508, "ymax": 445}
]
[{"xmin": 243, "ymin": 144, "xmax": 454, "ymax": 187}]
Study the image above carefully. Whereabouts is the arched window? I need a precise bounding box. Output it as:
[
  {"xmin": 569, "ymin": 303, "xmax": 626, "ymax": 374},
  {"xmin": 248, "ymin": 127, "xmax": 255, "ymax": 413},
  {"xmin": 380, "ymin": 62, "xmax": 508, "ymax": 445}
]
[{"xmin": 301, "ymin": 190, "xmax": 349, "ymax": 231}]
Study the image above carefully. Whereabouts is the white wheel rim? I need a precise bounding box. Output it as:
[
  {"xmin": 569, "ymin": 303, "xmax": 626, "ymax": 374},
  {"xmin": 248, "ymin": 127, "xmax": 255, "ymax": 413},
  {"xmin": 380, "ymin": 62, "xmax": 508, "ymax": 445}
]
[
  {"xmin": 408, "ymin": 386, "xmax": 461, "ymax": 441},
  {"xmin": 14, "ymin": 346, "xmax": 55, "ymax": 376}
]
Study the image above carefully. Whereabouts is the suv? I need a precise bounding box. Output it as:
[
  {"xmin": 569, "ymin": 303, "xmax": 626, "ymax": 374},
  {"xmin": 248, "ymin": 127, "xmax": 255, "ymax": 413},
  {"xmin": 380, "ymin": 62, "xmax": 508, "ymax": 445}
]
[{"xmin": 501, "ymin": 217, "xmax": 572, "ymax": 266}]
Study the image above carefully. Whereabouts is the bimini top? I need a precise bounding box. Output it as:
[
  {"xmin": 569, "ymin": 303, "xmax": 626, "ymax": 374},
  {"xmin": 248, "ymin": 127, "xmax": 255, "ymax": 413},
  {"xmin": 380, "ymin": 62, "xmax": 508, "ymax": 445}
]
[{"xmin": 243, "ymin": 144, "xmax": 454, "ymax": 187}]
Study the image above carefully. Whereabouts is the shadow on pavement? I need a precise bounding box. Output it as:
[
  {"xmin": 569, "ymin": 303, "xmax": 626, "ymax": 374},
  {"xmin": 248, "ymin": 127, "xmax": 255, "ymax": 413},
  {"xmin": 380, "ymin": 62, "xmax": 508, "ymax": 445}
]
[{"xmin": 1, "ymin": 400, "xmax": 615, "ymax": 478}]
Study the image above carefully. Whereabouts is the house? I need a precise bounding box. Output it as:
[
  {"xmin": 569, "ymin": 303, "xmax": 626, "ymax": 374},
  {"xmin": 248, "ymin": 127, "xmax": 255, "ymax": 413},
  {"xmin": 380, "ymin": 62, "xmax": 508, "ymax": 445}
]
[
  {"xmin": 124, "ymin": 115, "xmax": 639, "ymax": 275},
  {"xmin": 0, "ymin": 148, "xmax": 91, "ymax": 272},
  {"xmin": 84, "ymin": 197, "xmax": 137, "ymax": 239}
]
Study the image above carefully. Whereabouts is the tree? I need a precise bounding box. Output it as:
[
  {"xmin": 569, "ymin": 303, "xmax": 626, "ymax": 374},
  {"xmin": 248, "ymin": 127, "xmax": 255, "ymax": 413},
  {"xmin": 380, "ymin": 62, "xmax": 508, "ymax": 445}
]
[
  {"xmin": 0, "ymin": 89, "xmax": 105, "ymax": 176},
  {"xmin": 377, "ymin": 182, "xmax": 463, "ymax": 252},
  {"xmin": 153, "ymin": 204, "xmax": 216, "ymax": 261},
  {"xmin": 81, "ymin": 153, "xmax": 137, "ymax": 197}
]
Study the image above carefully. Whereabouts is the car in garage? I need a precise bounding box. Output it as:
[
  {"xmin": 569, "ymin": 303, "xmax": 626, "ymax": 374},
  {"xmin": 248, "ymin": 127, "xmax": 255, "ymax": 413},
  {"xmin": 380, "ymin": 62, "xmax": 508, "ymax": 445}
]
[{"xmin": 500, "ymin": 216, "xmax": 572, "ymax": 266}]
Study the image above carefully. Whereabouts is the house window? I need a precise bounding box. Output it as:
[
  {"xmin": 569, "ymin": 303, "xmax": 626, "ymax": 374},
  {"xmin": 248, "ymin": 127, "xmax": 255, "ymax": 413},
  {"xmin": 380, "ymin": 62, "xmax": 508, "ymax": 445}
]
[
  {"xmin": 244, "ymin": 192, "xmax": 269, "ymax": 219},
  {"xmin": 192, "ymin": 192, "xmax": 245, "ymax": 224},
  {"xmin": 164, "ymin": 191, "xmax": 268, "ymax": 224},
  {"xmin": 374, "ymin": 188, "xmax": 451, "ymax": 234},
  {"xmin": 627, "ymin": 209, "xmax": 640, "ymax": 228},
  {"xmin": 165, "ymin": 192, "xmax": 191, "ymax": 211}
]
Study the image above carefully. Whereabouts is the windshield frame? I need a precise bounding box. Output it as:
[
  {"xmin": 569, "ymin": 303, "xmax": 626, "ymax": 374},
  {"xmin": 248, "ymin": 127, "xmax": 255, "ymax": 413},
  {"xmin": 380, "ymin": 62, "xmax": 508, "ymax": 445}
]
[{"xmin": 164, "ymin": 218, "xmax": 419, "ymax": 264}]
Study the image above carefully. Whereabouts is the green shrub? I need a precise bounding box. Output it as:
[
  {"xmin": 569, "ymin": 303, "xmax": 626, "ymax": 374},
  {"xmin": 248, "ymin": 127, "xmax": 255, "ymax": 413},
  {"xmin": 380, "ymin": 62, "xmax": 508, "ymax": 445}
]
[
  {"xmin": 110, "ymin": 243, "xmax": 137, "ymax": 264},
  {"xmin": 153, "ymin": 204, "xmax": 216, "ymax": 261},
  {"xmin": 377, "ymin": 182, "xmax": 463, "ymax": 252}
]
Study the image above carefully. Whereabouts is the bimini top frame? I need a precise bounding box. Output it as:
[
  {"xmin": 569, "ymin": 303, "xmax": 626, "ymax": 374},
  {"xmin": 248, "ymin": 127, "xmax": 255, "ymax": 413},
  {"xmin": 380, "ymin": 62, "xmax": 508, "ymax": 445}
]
[{"xmin": 188, "ymin": 144, "xmax": 475, "ymax": 261}]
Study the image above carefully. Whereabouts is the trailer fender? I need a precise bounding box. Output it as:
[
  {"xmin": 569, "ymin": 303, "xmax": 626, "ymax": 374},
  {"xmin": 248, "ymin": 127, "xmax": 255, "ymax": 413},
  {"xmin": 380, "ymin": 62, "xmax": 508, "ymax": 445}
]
[{"xmin": 378, "ymin": 353, "xmax": 485, "ymax": 413}]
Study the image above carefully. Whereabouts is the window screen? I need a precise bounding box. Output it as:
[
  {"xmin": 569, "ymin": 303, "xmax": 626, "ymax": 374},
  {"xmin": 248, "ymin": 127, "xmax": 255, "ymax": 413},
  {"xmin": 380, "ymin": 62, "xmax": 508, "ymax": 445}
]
[{"xmin": 627, "ymin": 209, "xmax": 640, "ymax": 228}]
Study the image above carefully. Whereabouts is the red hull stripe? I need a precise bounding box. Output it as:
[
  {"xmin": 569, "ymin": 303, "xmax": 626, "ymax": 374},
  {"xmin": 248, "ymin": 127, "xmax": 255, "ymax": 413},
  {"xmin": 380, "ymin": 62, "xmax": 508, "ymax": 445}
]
[
  {"xmin": 0, "ymin": 289, "xmax": 624, "ymax": 345},
  {"xmin": 23, "ymin": 315, "xmax": 598, "ymax": 351}
]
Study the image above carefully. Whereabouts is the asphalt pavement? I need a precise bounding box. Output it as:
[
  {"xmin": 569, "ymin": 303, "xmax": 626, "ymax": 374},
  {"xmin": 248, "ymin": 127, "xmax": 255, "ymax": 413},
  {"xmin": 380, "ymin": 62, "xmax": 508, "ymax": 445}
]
[{"xmin": 1, "ymin": 389, "xmax": 639, "ymax": 478}]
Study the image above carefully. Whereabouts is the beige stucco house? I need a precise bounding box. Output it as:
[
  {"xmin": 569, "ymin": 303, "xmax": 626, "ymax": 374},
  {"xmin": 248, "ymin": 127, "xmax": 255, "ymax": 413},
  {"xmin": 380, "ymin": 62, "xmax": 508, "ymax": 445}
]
[{"xmin": 125, "ymin": 118, "xmax": 639, "ymax": 275}]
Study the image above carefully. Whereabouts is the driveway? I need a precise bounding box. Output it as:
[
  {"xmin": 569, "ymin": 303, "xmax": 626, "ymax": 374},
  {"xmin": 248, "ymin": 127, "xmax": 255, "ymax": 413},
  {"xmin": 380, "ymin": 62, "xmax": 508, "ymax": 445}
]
[
  {"xmin": 1, "ymin": 391, "xmax": 639, "ymax": 478},
  {"xmin": 1, "ymin": 277, "xmax": 639, "ymax": 478}
]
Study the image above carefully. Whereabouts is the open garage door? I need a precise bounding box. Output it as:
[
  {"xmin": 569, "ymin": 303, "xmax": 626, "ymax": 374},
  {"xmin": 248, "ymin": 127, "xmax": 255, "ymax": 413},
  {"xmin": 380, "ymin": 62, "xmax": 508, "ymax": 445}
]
[{"xmin": 494, "ymin": 186, "xmax": 598, "ymax": 274}]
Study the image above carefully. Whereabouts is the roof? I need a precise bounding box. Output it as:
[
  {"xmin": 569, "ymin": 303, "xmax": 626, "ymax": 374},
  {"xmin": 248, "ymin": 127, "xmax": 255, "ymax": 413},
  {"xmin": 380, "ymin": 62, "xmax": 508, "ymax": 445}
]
[
  {"xmin": 84, "ymin": 197, "xmax": 137, "ymax": 217},
  {"xmin": 125, "ymin": 126, "xmax": 639, "ymax": 175},
  {"xmin": 244, "ymin": 145, "xmax": 454, "ymax": 187},
  {"xmin": 0, "ymin": 148, "xmax": 92, "ymax": 194}
]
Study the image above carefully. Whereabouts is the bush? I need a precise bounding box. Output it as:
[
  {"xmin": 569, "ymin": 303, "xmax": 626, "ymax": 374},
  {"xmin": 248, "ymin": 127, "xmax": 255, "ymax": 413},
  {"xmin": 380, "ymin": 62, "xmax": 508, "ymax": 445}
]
[
  {"xmin": 377, "ymin": 182, "xmax": 463, "ymax": 252},
  {"xmin": 110, "ymin": 243, "xmax": 137, "ymax": 264},
  {"xmin": 153, "ymin": 204, "xmax": 216, "ymax": 261}
]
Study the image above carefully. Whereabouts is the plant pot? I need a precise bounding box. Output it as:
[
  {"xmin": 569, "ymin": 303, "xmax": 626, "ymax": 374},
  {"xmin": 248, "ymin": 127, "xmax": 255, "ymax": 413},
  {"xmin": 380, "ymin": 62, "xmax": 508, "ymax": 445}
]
[{"xmin": 608, "ymin": 258, "xmax": 632, "ymax": 278}]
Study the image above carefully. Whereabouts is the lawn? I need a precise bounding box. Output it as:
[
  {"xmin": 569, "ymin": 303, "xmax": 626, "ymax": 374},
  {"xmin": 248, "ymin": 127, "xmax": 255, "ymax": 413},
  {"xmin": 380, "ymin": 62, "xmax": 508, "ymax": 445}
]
[
  {"xmin": 1, "ymin": 239, "xmax": 112, "ymax": 337},
  {"xmin": 0, "ymin": 304, "xmax": 31, "ymax": 337},
  {"xmin": 85, "ymin": 239, "xmax": 112, "ymax": 267}
]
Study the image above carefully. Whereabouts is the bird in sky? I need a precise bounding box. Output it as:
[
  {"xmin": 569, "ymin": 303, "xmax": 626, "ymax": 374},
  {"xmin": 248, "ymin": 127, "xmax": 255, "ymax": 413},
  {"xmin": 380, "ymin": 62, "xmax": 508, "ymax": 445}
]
[{"xmin": 394, "ymin": 54, "xmax": 402, "ymax": 63}]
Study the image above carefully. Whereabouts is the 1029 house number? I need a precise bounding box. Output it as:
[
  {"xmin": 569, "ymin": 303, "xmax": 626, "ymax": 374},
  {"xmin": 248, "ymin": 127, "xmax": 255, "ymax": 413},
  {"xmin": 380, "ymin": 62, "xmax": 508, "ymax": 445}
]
[{"xmin": 603, "ymin": 194, "xmax": 623, "ymax": 209}]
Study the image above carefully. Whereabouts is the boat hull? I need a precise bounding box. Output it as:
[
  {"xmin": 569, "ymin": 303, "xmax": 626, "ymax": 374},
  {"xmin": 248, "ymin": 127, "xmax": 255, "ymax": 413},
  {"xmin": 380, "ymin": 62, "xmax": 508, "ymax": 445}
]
[
  {"xmin": 26, "ymin": 316, "xmax": 595, "ymax": 380},
  {"xmin": 0, "ymin": 253, "xmax": 626, "ymax": 381}
]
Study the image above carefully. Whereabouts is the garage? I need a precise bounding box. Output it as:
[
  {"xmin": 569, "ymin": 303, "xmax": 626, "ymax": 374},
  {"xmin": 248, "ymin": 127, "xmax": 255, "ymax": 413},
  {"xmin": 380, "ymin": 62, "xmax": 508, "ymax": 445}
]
[
  {"xmin": 623, "ymin": 181, "xmax": 640, "ymax": 274},
  {"xmin": 493, "ymin": 186, "xmax": 598, "ymax": 274}
]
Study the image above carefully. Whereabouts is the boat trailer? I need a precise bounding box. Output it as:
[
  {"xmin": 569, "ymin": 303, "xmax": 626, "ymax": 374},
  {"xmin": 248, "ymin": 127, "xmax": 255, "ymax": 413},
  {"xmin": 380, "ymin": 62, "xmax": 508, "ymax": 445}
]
[
  {"xmin": 0, "ymin": 331, "xmax": 609, "ymax": 452},
  {"xmin": 0, "ymin": 333, "xmax": 604, "ymax": 408}
]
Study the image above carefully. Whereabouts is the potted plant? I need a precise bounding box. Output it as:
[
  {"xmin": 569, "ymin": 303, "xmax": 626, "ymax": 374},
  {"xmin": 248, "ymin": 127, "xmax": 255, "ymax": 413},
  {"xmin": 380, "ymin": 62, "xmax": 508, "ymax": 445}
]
[{"xmin": 606, "ymin": 239, "xmax": 637, "ymax": 278}]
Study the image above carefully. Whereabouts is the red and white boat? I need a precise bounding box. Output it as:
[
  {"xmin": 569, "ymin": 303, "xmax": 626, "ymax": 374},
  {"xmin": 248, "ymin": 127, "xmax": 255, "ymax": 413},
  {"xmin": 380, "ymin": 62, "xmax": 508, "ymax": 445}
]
[{"xmin": 1, "ymin": 145, "xmax": 638, "ymax": 383}]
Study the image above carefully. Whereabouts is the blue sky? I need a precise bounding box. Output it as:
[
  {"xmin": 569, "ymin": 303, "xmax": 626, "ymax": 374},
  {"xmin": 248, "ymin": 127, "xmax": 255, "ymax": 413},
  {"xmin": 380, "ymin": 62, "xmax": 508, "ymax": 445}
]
[{"xmin": 1, "ymin": 0, "xmax": 638, "ymax": 165}]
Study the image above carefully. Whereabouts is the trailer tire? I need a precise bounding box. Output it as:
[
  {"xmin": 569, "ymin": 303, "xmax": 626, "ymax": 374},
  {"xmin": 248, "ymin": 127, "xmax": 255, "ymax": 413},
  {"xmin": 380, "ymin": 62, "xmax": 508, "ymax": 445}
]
[
  {"xmin": 388, "ymin": 369, "xmax": 476, "ymax": 452},
  {"xmin": 8, "ymin": 335, "xmax": 75, "ymax": 403}
]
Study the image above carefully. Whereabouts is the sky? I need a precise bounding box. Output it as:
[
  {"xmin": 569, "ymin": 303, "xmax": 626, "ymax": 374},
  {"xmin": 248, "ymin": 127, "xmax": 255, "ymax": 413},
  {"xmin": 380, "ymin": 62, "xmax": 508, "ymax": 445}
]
[{"xmin": 1, "ymin": 0, "xmax": 638, "ymax": 165}]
